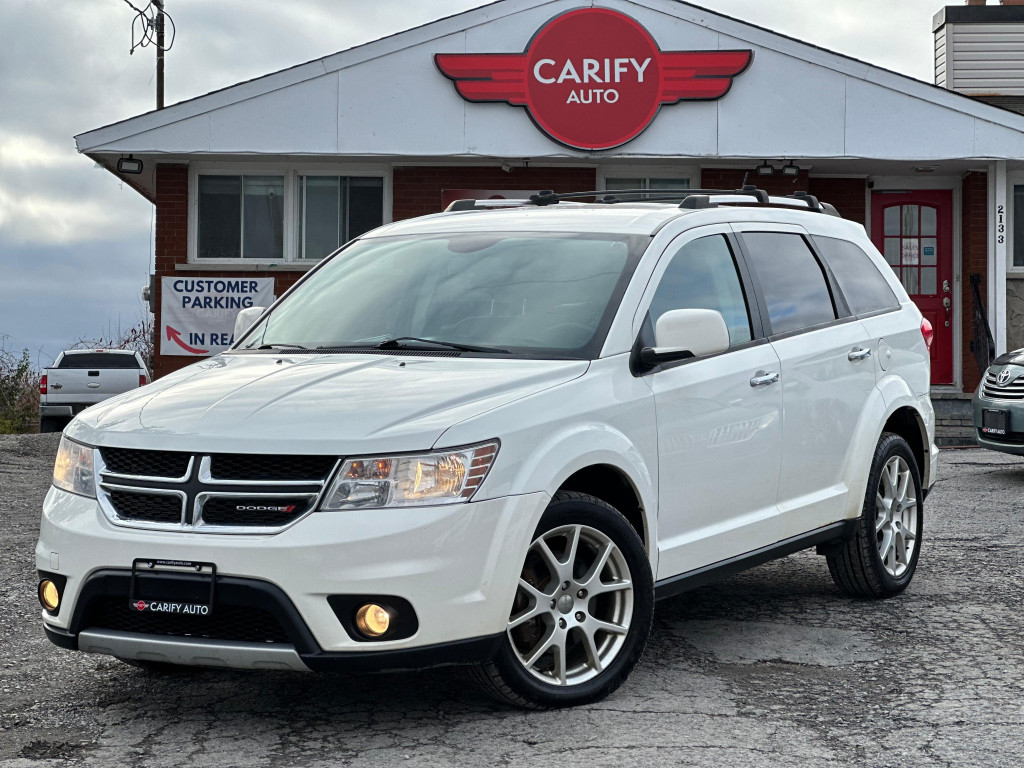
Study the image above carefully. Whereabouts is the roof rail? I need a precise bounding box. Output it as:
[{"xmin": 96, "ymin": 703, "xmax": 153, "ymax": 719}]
[{"xmin": 443, "ymin": 186, "xmax": 842, "ymax": 216}]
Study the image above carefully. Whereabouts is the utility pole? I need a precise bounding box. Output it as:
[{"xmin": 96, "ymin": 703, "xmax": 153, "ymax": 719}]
[{"xmin": 154, "ymin": 0, "xmax": 165, "ymax": 109}]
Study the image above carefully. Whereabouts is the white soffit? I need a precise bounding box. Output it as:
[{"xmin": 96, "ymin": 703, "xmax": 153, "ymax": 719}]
[{"xmin": 75, "ymin": 0, "xmax": 1024, "ymax": 161}]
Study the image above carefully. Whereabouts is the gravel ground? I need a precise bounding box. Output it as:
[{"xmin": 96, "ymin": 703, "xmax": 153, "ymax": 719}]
[{"xmin": 1, "ymin": 434, "xmax": 1022, "ymax": 767}]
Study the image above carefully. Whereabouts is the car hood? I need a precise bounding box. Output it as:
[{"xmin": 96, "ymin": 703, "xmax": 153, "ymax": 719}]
[{"xmin": 67, "ymin": 353, "xmax": 589, "ymax": 454}]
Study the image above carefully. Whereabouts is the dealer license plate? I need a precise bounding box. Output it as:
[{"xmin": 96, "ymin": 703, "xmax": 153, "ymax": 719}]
[
  {"xmin": 128, "ymin": 559, "xmax": 216, "ymax": 616},
  {"xmin": 982, "ymin": 409, "xmax": 1009, "ymax": 436}
]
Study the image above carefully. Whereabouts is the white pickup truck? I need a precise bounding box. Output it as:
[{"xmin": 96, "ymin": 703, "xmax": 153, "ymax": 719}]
[{"xmin": 39, "ymin": 350, "xmax": 149, "ymax": 433}]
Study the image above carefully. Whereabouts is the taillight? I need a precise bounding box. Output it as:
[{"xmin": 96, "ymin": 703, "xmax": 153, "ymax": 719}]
[
  {"xmin": 920, "ymin": 317, "xmax": 934, "ymax": 352},
  {"xmin": 139, "ymin": 374, "xmax": 148, "ymax": 387},
  {"xmin": 39, "ymin": 375, "xmax": 47, "ymax": 395}
]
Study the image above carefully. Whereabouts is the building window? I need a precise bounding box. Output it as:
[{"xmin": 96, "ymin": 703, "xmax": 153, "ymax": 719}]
[
  {"xmin": 605, "ymin": 177, "xmax": 690, "ymax": 197},
  {"xmin": 1014, "ymin": 185, "xmax": 1024, "ymax": 268},
  {"xmin": 300, "ymin": 176, "xmax": 385, "ymax": 260},
  {"xmin": 197, "ymin": 175, "xmax": 284, "ymax": 259}
]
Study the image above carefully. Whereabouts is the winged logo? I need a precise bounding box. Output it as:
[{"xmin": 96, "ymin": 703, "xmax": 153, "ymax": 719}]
[{"xmin": 435, "ymin": 8, "xmax": 753, "ymax": 150}]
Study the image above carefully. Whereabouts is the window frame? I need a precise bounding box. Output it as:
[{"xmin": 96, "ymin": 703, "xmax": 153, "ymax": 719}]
[
  {"xmin": 731, "ymin": 224, "xmax": 856, "ymax": 341},
  {"xmin": 597, "ymin": 164, "xmax": 698, "ymax": 194},
  {"xmin": 630, "ymin": 224, "xmax": 766, "ymax": 374},
  {"xmin": 188, "ymin": 164, "xmax": 392, "ymax": 266}
]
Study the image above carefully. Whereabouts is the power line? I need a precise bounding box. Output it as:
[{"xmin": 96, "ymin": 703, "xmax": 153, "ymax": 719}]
[{"xmin": 120, "ymin": 0, "xmax": 175, "ymax": 56}]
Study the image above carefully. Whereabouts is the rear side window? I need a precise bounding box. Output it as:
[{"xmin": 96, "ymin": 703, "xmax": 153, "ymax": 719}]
[
  {"xmin": 648, "ymin": 235, "xmax": 753, "ymax": 347},
  {"xmin": 742, "ymin": 233, "xmax": 836, "ymax": 336},
  {"xmin": 58, "ymin": 354, "xmax": 140, "ymax": 369},
  {"xmin": 812, "ymin": 236, "xmax": 900, "ymax": 315}
]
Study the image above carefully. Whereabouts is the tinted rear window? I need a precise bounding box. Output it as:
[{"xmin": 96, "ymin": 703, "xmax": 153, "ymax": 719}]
[
  {"xmin": 58, "ymin": 353, "xmax": 140, "ymax": 369},
  {"xmin": 742, "ymin": 233, "xmax": 837, "ymax": 335},
  {"xmin": 812, "ymin": 236, "xmax": 900, "ymax": 315}
]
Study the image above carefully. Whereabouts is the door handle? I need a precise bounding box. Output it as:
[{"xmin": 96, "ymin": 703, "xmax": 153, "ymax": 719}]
[
  {"xmin": 749, "ymin": 371, "xmax": 780, "ymax": 387},
  {"xmin": 943, "ymin": 296, "xmax": 951, "ymax": 328},
  {"xmin": 848, "ymin": 347, "xmax": 872, "ymax": 361}
]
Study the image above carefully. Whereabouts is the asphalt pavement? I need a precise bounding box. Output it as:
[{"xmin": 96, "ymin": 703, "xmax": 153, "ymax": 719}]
[{"xmin": 1, "ymin": 433, "xmax": 1022, "ymax": 768}]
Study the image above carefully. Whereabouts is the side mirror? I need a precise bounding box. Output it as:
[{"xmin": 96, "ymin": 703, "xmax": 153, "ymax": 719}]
[
  {"xmin": 640, "ymin": 308, "xmax": 730, "ymax": 367},
  {"xmin": 232, "ymin": 306, "xmax": 266, "ymax": 345}
]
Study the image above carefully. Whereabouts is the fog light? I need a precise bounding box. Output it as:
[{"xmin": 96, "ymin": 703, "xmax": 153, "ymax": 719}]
[
  {"xmin": 355, "ymin": 603, "xmax": 391, "ymax": 637},
  {"xmin": 39, "ymin": 580, "xmax": 60, "ymax": 612}
]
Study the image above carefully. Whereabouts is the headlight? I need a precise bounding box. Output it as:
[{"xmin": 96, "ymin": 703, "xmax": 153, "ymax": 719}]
[
  {"xmin": 52, "ymin": 436, "xmax": 96, "ymax": 499},
  {"xmin": 320, "ymin": 441, "xmax": 498, "ymax": 510}
]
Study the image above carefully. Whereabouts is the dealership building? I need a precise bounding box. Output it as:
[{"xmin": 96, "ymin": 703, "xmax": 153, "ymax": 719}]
[{"xmin": 76, "ymin": 0, "xmax": 1024, "ymax": 422}]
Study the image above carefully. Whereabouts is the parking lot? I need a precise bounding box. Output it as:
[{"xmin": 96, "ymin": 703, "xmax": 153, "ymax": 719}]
[{"xmin": 1, "ymin": 433, "xmax": 1022, "ymax": 768}]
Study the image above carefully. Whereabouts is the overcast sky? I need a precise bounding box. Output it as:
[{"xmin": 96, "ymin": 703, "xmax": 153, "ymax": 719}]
[{"xmin": 0, "ymin": 0, "xmax": 949, "ymax": 366}]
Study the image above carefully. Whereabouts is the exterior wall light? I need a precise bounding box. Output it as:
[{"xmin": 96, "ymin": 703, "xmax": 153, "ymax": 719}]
[
  {"xmin": 781, "ymin": 161, "xmax": 801, "ymax": 178},
  {"xmin": 117, "ymin": 155, "xmax": 144, "ymax": 174},
  {"xmin": 755, "ymin": 160, "xmax": 775, "ymax": 176}
]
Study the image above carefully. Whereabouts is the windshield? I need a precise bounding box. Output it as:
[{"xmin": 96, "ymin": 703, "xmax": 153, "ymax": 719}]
[{"xmin": 239, "ymin": 232, "xmax": 644, "ymax": 359}]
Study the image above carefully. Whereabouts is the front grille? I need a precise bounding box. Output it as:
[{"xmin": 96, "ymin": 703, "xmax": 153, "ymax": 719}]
[
  {"xmin": 98, "ymin": 448, "xmax": 336, "ymax": 533},
  {"xmin": 101, "ymin": 448, "xmax": 191, "ymax": 478},
  {"xmin": 200, "ymin": 497, "xmax": 311, "ymax": 527},
  {"xmin": 108, "ymin": 490, "xmax": 183, "ymax": 524},
  {"xmin": 209, "ymin": 454, "xmax": 337, "ymax": 482},
  {"xmin": 981, "ymin": 370, "xmax": 1024, "ymax": 400},
  {"xmin": 84, "ymin": 596, "xmax": 290, "ymax": 644}
]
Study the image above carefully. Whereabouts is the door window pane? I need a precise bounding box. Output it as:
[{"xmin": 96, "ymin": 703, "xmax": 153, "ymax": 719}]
[
  {"xmin": 902, "ymin": 205, "xmax": 920, "ymax": 236},
  {"xmin": 198, "ymin": 176, "xmax": 241, "ymax": 259},
  {"xmin": 743, "ymin": 233, "xmax": 836, "ymax": 335},
  {"xmin": 884, "ymin": 238, "xmax": 901, "ymax": 266},
  {"xmin": 812, "ymin": 236, "xmax": 899, "ymax": 315},
  {"xmin": 301, "ymin": 176, "xmax": 384, "ymax": 259},
  {"xmin": 649, "ymin": 235, "xmax": 752, "ymax": 347},
  {"xmin": 921, "ymin": 267, "xmax": 938, "ymax": 295},
  {"xmin": 902, "ymin": 269, "xmax": 919, "ymax": 295},
  {"xmin": 242, "ymin": 176, "xmax": 284, "ymax": 260},
  {"xmin": 921, "ymin": 238, "xmax": 937, "ymax": 265},
  {"xmin": 884, "ymin": 206, "xmax": 901, "ymax": 236},
  {"xmin": 921, "ymin": 206, "xmax": 937, "ymax": 236}
]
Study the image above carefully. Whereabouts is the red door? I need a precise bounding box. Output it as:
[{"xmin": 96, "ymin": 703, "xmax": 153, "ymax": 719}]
[{"xmin": 871, "ymin": 191, "xmax": 954, "ymax": 385}]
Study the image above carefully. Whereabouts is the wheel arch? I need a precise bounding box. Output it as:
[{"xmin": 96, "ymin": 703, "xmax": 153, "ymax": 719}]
[{"xmin": 556, "ymin": 464, "xmax": 649, "ymax": 552}]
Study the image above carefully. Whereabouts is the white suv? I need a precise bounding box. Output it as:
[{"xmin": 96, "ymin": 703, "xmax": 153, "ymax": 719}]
[{"xmin": 37, "ymin": 187, "xmax": 937, "ymax": 708}]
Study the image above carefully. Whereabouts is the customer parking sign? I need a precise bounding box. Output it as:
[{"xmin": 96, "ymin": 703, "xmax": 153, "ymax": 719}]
[{"xmin": 160, "ymin": 277, "xmax": 275, "ymax": 356}]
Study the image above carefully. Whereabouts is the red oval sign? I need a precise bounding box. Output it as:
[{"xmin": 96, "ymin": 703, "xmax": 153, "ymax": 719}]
[{"xmin": 435, "ymin": 8, "xmax": 753, "ymax": 151}]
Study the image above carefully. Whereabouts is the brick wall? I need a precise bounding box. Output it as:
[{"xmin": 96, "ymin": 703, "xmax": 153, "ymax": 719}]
[
  {"xmin": 961, "ymin": 170, "xmax": 988, "ymax": 394},
  {"xmin": 808, "ymin": 177, "xmax": 867, "ymax": 225},
  {"xmin": 392, "ymin": 166, "xmax": 597, "ymax": 220}
]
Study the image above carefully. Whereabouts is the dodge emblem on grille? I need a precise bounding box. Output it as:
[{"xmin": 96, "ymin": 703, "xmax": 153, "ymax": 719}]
[{"xmin": 998, "ymin": 368, "xmax": 1013, "ymax": 385}]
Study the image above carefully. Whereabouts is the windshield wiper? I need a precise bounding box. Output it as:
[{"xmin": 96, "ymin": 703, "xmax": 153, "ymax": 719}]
[
  {"xmin": 376, "ymin": 337, "xmax": 510, "ymax": 354},
  {"xmin": 255, "ymin": 343, "xmax": 310, "ymax": 351},
  {"xmin": 313, "ymin": 337, "xmax": 509, "ymax": 354}
]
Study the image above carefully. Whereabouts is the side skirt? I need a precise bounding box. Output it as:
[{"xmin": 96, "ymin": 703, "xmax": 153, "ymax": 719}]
[{"xmin": 653, "ymin": 520, "xmax": 858, "ymax": 601}]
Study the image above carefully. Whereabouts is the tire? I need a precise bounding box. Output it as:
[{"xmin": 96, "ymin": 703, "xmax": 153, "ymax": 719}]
[
  {"xmin": 827, "ymin": 432, "xmax": 923, "ymax": 598},
  {"xmin": 472, "ymin": 491, "xmax": 654, "ymax": 709},
  {"xmin": 39, "ymin": 416, "xmax": 66, "ymax": 433}
]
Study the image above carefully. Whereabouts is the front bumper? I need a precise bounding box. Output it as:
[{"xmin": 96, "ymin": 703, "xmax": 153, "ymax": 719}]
[
  {"xmin": 973, "ymin": 392, "xmax": 1024, "ymax": 455},
  {"xmin": 37, "ymin": 486, "xmax": 548, "ymax": 668}
]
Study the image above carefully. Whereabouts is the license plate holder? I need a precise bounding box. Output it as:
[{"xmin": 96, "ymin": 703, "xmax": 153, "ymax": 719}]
[
  {"xmin": 129, "ymin": 559, "xmax": 216, "ymax": 617},
  {"xmin": 982, "ymin": 409, "xmax": 1009, "ymax": 436}
]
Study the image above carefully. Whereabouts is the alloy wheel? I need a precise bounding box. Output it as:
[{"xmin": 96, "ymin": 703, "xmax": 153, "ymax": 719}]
[
  {"xmin": 874, "ymin": 455, "xmax": 919, "ymax": 578},
  {"xmin": 507, "ymin": 524, "xmax": 634, "ymax": 686}
]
